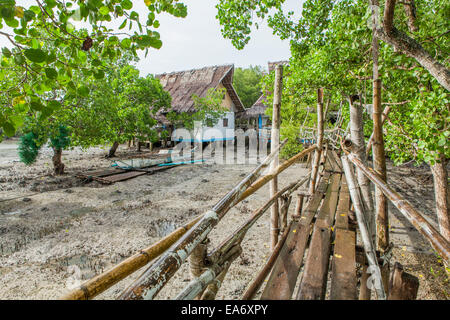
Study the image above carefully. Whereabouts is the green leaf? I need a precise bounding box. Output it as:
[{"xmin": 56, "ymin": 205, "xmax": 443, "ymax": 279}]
[
  {"xmin": 120, "ymin": 38, "xmax": 131, "ymax": 49},
  {"xmin": 30, "ymin": 101, "xmax": 44, "ymax": 111},
  {"xmin": 47, "ymin": 100, "xmax": 61, "ymax": 110},
  {"xmin": 45, "ymin": 67, "xmax": 57, "ymax": 79},
  {"xmin": 119, "ymin": 18, "xmax": 127, "ymax": 29},
  {"xmin": 3, "ymin": 121, "xmax": 15, "ymax": 137},
  {"xmin": 94, "ymin": 69, "xmax": 105, "ymax": 79},
  {"xmin": 2, "ymin": 47, "xmax": 12, "ymax": 57},
  {"xmin": 23, "ymin": 48, "xmax": 46, "ymax": 63},
  {"xmin": 121, "ymin": 0, "xmax": 133, "ymax": 10},
  {"xmin": 99, "ymin": 6, "xmax": 109, "ymax": 15},
  {"xmin": 77, "ymin": 85, "xmax": 89, "ymax": 97}
]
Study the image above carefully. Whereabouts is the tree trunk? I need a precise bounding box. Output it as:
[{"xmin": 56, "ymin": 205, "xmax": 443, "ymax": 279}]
[
  {"xmin": 372, "ymin": 80, "xmax": 389, "ymax": 252},
  {"xmin": 349, "ymin": 97, "xmax": 375, "ymax": 240},
  {"xmin": 430, "ymin": 154, "xmax": 450, "ymax": 241},
  {"xmin": 52, "ymin": 148, "xmax": 65, "ymax": 175},
  {"xmin": 107, "ymin": 141, "xmax": 120, "ymax": 158}
]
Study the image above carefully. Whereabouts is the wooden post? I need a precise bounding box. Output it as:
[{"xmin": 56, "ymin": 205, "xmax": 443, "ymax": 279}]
[
  {"xmin": 270, "ymin": 65, "xmax": 283, "ymax": 250},
  {"xmin": 373, "ymin": 79, "xmax": 389, "ymax": 252},
  {"xmin": 388, "ymin": 262, "xmax": 419, "ymax": 300},
  {"xmin": 279, "ymin": 194, "xmax": 292, "ymax": 234},
  {"xmin": 309, "ymin": 88, "xmax": 324, "ymax": 194}
]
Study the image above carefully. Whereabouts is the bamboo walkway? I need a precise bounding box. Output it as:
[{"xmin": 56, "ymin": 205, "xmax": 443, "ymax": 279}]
[
  {"xmin": 260, "ymin": 150, "xmax": 358, "ymax": 300},
  {"xmin": 60, "ymin": 141, "xmax": 450, "ymax": 301}
]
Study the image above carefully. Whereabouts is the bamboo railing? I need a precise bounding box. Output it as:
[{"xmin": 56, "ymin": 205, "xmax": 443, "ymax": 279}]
[{"xmin": 344, "ymin": 150, "xmax": 450, "ymax": 264}]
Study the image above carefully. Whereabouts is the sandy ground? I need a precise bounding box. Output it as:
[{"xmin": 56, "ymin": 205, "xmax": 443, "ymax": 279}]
[{"xmin": 0, "ymin": 139, "xmax": 448, "ymax": 300}]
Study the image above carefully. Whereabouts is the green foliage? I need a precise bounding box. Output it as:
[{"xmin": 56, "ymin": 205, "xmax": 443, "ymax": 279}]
[
  {"xmin": 167, "ymin": 88, "xmax": 227, "ymax": 130},
  {"xmin": 232, "ymin": 65, "xmax": 264, "ymax": 108},
  {"xmin": 218, "ymin": 0, "xmax": 449, "ymax": 165},
  {"xmin": 64, "ymin": 63, "xmax": 171, "ymax": 149},
  {"xmin": 18, "ymin": 131, "xmax": 40, "ymax": 165},
  {"xmin": 0, "ymin": 0, "xmax": 187, "ymax": 138},
  {"xmin": 49, "ymin": 125, "xmax": 70, "ymax": 151}
]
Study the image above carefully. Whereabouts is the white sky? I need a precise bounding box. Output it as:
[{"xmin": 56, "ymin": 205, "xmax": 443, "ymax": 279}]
[{"xmin": 0, "ymin": 0, "xmax": 304, "ymax": 76}]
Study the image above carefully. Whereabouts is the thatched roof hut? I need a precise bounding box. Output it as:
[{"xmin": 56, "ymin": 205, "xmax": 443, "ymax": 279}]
[{"xmin": 155, "ymin": 65, "xmax": 244, "ymax": 125}]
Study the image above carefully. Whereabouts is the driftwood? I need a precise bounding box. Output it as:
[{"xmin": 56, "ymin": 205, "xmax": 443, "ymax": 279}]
[
  {"xmin": 61, "ymin": 215, "xmax": 202, "ymax": 300},
  {"xmin": 341, "ymin": 155, "xmax": 386, "ymax": 299},
  {"xmin": 345, "ymin": 152, "xmax": 450, "ymax": 264},
  {"xmin": 118, "ymin": 140, "xmax": 287, "ymax": 300}
]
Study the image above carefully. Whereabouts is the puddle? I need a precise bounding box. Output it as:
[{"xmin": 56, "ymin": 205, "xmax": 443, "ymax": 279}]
[
  {"xmin": 146, "ymin": 219, "xmax": 178, "ymax": 238},
  {"xmin": 3, "ymin": 210, "xmax": 22, "ymax": 216}
]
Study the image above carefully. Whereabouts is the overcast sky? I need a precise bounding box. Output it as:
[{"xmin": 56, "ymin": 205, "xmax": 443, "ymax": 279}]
[
  {"xmin": 136, "ymin": 0, "xmax": 303, "ymax": 75},
  {"xmin": 0, "ymin": 0, "xmax": 304, "ymax": 76}
]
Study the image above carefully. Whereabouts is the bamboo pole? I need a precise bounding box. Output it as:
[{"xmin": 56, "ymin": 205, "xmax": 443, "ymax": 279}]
[
  {"xmin": 189, "ymin": 241, "xmax": 207, "ymax": 278},
  {"xmin": 60, "ymin": 215, "xmax": 202, "ymax": 300},
  {"xmin": 270, "ymin": 64, "xmax": 283, "ymax": 249},
  {"xmin": 241, "ymin": 220, "xmax": 293, "ymax": 300},
  {"xmin": 118, "ymin": 140, "xmax": 286, "ymax": 300},
  {"xmin": 372, "ymin": 79, "xmax": 389, "ymax": 252},
  {"xmin": 341, "ymin": 155, "xmax": 386, "ymax": 299},
  {"xmin": 345, "ymin": 152, "xmax": 450, "ymax": 263},
  {"xmin": 208, "ymin": 175, "xmax": 310, "ymax": 266},
  {"xmin": 309, "ymin": 88, "xmax": 324, "ymax": 194},
  {"xmin": 200, "ymin": 266, "xmax": 230, "ymax": 300},
  {"xmin": 349, "ymin": 97, "xmax": 375, "ymax": 241},
  {"xmin": 175, "ymin": 245, "xmax": 242, "ymax": 300}
]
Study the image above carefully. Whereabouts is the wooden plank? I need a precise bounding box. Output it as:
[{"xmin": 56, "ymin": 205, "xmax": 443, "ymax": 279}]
[
  {"xmin": 260, "ymin": 173, "xmax": 330, "ymax": 300},
  {"xmin": 331, "ymin": 150, "xmax": 343, "ymax": 170},
  {"xmin": 327, "ymin": 150, "xmax": 343, "ymax": 173},
  {"xmin": 316, "ymin": 174, "xmax": 341, "ymax": 225},
  {"xmin": 335, "ymin": 178, "xmax": 350, "ymax": 230},
  {"xmin": 102, "ymin": 171, "xmax": 147, "ymax": 182},
  {"xmin": 329, "ymin": 229, "xmax": 357, "ymax": 300},
  {"xmin": 296, "ymin": 224, "xmax": 331, "ymax": 300},
  {"xmin": 297, "ymin": 175, "xmax": 341, "ymax": 300},
  {"xmin": 81, "ymin": 168, "xmax": 125, "ymax": 177}
]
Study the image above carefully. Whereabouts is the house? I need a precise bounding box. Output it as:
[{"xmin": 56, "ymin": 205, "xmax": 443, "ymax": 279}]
[{"xmin": 155, "ymin": 65, "xmax": 245, "ymax": 143}]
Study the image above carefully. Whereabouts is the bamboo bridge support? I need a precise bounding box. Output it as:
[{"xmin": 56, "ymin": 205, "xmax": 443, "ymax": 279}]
[
  {"xmin": 270, "ymin": 64, "xmax": 283, "ymax": 249},
  {"xmin": 309, "ymin": 88, "xmax": 324, "ymax": 194}
]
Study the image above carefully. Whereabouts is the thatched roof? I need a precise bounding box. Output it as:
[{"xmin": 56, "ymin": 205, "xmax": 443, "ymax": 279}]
[
  {"xmin": 155, "ymin": 65, "xmax": 244, "ymax": 116},
  {"xmin": 240, "ymin": 95, "xmax": 269, "ymax": 119}
]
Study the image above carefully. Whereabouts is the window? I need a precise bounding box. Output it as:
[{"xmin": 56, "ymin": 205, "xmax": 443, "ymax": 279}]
[{"xmin": 223, "ymin": 118, "xmax": 229, "ymax": 127}]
